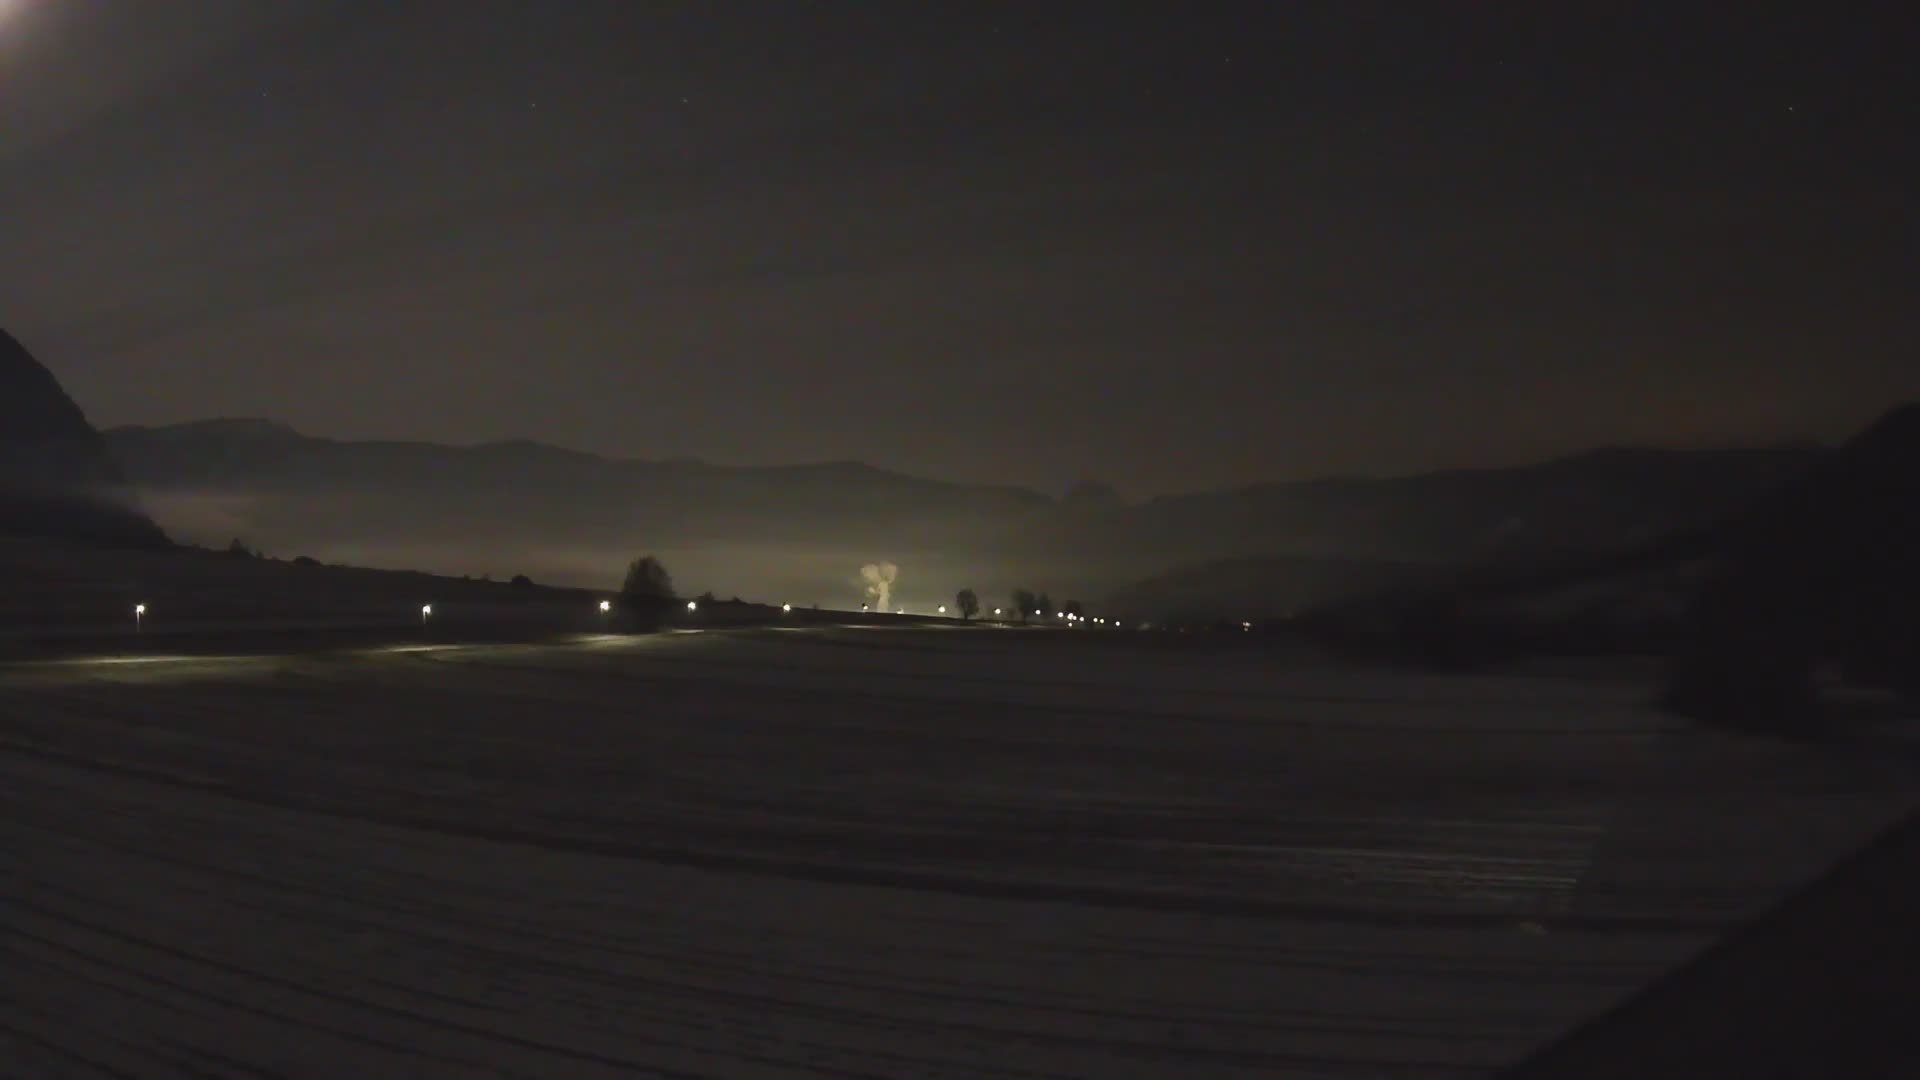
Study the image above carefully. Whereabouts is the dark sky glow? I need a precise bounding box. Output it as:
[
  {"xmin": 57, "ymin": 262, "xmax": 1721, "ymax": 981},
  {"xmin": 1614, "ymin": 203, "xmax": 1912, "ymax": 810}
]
[{"xmin": 2, "ymin": 2, "xmax": 1914, "ymax": 494}]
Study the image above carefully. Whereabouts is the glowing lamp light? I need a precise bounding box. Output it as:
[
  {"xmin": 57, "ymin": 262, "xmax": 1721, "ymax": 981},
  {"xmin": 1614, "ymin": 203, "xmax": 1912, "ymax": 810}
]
[
  {"xmin": 686, "ymin": 600, "xmax": 698, "ymax": 612},
  {"xmin": 599, "ymin": 599, "xmax": 612, "ymax": 613},
  {"xmin": 420, "ymin": 604, "xmax": 433, "ymax": 623},
  {"xmin": 993, "ymin": 607, "xmax": 1002, "ymax": 616},
  {"xmin": 937, "ymin": 605, "xmax": 946, "ymax": 614},
  {"xmin": 782, "ymin": 603, "xmax": 792, "ymax": 613}
]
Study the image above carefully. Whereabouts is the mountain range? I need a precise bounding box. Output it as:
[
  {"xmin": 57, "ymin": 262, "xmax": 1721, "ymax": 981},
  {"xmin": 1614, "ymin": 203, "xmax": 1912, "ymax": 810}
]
[{"xmin": 101, "ymin": 418, "xmax": 1822, "ymax": 613}]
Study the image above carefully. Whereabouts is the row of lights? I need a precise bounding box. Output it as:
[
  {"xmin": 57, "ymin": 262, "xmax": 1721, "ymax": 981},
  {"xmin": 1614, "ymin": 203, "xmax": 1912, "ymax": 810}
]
[{"xmin": 128, "ymin": 598, "xmax": 1119, "ymax": 631}]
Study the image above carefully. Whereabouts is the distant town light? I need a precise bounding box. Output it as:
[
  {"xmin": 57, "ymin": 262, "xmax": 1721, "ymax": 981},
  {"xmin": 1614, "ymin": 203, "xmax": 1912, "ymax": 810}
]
[
  {"xmin": 599, "ymin": 599, "xmax": 612, "ymax": 613},
  {"xmin": 686, "ymin": 600, "xmax": 698, "ymax": 612},
  {"xmin": 134, "ymin": 603, "xmax": 146, "ymax": 616},
  {"xmin": 420, "ymin": 604, "xmax": 433, "ymax": 623},
  {"xmin": 782, "ymin": 603, "xmax": 792, "ymax": 613},
  {"xmin": 993, "ymin": 607, "xmax": 1002, "ymax": 616},
  {"xmin": 937, "ymin": 605, "xmax": 947, "ymax": 614}
]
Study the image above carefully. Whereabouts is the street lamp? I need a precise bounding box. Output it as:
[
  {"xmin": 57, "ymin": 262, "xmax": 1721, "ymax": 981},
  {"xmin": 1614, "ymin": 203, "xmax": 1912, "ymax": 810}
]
[
  {"xmin": 134, "ymin": 603, "xmax": 146, "ymax": 632},
  {"xmin": 782, "ymin": 603, "xmax": 792, "ymax": 613},
  {"xmin": 686, "ymin": 600, "xmax": 698, "ymax": 612},
  {"xmin": 993, "ymin": 607, "xmax": 1002, "ymax": 616},
  {"xmin": 420, "ymin": 603, "xmax": 432, "ymax": 624},
  {"xmin": 599, "ymin": 599, "xmax": 612, "ymax": 613},
  {"xmin": 937, "ymin": 605, "xmax": 946, "ymax": 614}
]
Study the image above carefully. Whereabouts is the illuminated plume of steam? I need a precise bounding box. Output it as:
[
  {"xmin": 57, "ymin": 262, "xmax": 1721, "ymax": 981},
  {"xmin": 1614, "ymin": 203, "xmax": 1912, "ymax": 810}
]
[{"xmin": 859, "ymin": 562, "xmax": 898, "ymax": 611}]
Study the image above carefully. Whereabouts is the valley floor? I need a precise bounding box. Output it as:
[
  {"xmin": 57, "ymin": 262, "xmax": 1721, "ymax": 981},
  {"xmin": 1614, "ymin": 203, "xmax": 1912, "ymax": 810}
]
[{"xmin": 2, "ymin": 627, "xmax": 1914, "ymax": 1077}]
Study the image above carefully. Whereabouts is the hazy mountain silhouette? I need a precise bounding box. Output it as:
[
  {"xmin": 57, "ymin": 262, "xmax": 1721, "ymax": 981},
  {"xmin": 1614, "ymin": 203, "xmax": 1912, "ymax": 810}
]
[
  {"xmin": 1264, "ymin": 403, "xmax": 1917, "ymax": 709},
  {"xmin": 1086, "ymin": 445, "xmax": 1820, "ymax": 618},
  {"xmin": 1083, "ymin": 445, "xmax": 1820, "ymax": 565},
  {"xmin": 102, "ymin": 419, "xmax": 1054, "ymax": 598},
  {"xmin": 106, "ymin": 418, "xmax": 1827, "ymax": 607},
  {"xmin": 0, "ymin": 328, "xmax": 167, "ymax": 547}
]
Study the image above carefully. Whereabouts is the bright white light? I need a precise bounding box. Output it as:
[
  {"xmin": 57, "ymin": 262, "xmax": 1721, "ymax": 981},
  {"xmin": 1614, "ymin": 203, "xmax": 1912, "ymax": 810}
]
[
  {"xmin": 134, "ymin": 604, "xmax": 146, "ymax": 616},
  {"xmin": 895, "ymin": 608, "xmax": 903, "ymax": 615},
  {"xmin": 599, "ymin": 599, "xmax": 612, "ymax": 613},
  {"xmin": 420, "ymin": 604, "xmax": 432, "ymax": 620},
  {"xmin": 993, "ymin": 608, "xmax": 1002, "ymax": 616},
  {"xmin": 686, "ymin": 600, "xmax": 698, "ymax": 611},
  {"xmin": 782, "ymin": 603, "xmax": 792, "ymax": 613},
  {"xmin": 937, "ymin": 605, "xmax": 946, "ymax": 614}
]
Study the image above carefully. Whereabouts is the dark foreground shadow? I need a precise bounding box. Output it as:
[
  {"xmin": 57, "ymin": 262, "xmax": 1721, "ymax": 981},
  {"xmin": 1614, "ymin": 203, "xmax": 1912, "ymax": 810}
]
[{"xmin": 1503, "ymin": 806, "xmax": 1920, "ymax": 1077}]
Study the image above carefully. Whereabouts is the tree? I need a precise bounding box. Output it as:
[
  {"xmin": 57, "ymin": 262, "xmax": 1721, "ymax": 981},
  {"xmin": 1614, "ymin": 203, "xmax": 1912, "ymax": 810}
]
[
  {"xmin": 509, "ymin": 573, "xmax": 533, "ymax": 588},
  {"xmin": 956, "ymin": 588, "xmax": 979, "ymax": 621},
  {"xmin": 621, "ymin": 556, "xmax": 675, "ymax": 601},
  {"xmin": 1011, "ymin": 589, "xmax": 1037, "ymax": 625},
  {"xmin": 1037, "ymin": 593, "xmax": 1054, "ymax": 620}
]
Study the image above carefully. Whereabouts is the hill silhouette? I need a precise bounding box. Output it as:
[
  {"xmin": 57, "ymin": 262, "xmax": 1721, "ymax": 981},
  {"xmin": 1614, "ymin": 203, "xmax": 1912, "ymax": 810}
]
[
  {"xmin": 105, "ymin": 418, "xmax": 1828, "ymax": 604},
  {"xmin": 1273, "ymin": 402, "xmax": 1918, "ymax": 720},
  {"xmin": 0, "ymin": 328, "xmax": 167, "ymax": 548},
  {"xmin": 1666, "ymin": 402, "xmax": 1920, "ymax": 728}
]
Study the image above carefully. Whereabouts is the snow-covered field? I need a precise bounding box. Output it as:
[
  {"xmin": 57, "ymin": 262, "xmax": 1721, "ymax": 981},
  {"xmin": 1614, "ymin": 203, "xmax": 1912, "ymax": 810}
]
[{"xmin": 2, "ymin": 626, "xmax": 1914, "ymax": 1077}]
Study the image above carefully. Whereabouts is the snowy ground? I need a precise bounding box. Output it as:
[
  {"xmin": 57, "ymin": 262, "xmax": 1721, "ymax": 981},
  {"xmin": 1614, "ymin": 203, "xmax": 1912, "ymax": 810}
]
[{"xmin": 2, "ymin": 626, "xmax": 1914, "ymax": 1077}]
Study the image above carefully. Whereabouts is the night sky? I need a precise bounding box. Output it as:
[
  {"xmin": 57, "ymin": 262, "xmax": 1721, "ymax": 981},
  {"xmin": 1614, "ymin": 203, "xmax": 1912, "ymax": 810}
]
[{"xmin": 3, "ymin": 2, "xmax": 1913, "ymax": 495}]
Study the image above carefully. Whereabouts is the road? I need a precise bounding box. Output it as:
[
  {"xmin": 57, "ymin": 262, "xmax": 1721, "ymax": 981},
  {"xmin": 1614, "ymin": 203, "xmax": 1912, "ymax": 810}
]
[{"xmin": 2, "ymin": 627, "xmax": 1914, "ymax": 1076}]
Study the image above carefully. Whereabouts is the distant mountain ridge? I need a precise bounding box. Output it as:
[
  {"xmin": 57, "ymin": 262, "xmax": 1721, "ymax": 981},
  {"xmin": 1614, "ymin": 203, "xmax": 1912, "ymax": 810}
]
[
  {"xmin": 104, "ymin": 417, "xmax": 1830, "ymax": 607},
  {"xmin": 106, "ymin": 418, "xmax": 1049, "ymax": 500}
]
